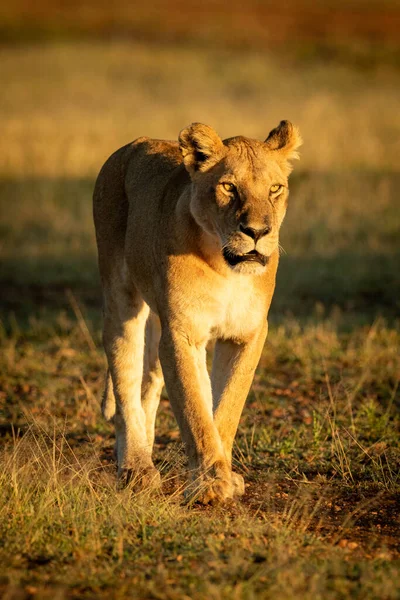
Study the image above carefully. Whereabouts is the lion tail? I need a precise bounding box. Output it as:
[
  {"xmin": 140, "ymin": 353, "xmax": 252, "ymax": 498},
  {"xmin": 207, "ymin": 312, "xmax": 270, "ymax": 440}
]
[{"xmin": 101, "ymin": 370, "xmax": 116, "ymax": 421}]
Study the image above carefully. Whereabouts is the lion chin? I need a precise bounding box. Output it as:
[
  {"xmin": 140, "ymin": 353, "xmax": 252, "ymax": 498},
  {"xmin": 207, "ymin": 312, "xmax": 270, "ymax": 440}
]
[
  {"xmin": 232, "ymin": 262, "xmax": 268, "ymax": 275},
  {"xmin": 222, "ymin": 248, "xmax": 269, "ymax": 274}
]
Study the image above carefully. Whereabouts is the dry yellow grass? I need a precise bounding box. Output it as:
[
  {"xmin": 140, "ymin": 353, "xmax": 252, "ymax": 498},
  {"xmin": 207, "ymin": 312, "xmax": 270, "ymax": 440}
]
[
  {"xmin": 1, "ymin": 309, "xmax": 399, "ymax": 599},
  {"xmin": 1, "ymin": 41, "xmax": 400, "ymax": 178}
]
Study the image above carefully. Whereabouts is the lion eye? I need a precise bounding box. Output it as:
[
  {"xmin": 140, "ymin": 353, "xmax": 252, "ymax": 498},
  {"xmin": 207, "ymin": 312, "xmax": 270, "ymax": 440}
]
[
  {"xmin": 270, "ymin": 184, "xmax": 283, "ymax": 195},
  {"xmin": 222, "ymin": 182, "xmax": 235, "ymax": 193}
]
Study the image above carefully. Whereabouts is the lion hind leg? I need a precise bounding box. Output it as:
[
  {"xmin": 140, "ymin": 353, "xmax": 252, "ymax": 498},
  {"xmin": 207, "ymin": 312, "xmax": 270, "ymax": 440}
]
[
  {"xmin": 102, "ymin": 369, "xmax": 116, "ymax": 421},
  {"xmin": 141, "ymin": 311, "xmax": 164, "ymax": 451},
  {"xmin": 102, "ymin": 285, "xmax": 160, "ymax": 490}
]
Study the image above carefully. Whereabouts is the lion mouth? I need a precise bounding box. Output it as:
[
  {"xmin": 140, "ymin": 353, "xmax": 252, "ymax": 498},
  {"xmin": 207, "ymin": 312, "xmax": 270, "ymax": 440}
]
[{"xmin": 223, "ymin": 248, "xmax": 269, "ymax": 267}]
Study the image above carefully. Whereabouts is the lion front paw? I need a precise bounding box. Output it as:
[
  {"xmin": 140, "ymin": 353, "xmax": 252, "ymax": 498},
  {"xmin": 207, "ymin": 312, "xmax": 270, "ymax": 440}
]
[
  {"xmin": 185, "ymin": 476, "xmax": 234, "ymax": 505},
  {"xmin": 119, "ymin": 465, "xmax": 161, "ymax": 492},
  {"xmin": 184, "ymin": 469, "xmax": 246, "ymax": 505}
]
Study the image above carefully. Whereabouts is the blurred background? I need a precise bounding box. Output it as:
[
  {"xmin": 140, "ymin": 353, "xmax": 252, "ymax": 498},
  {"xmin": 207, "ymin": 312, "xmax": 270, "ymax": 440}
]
[{"xmin": 1, "ymin": 0, "xmax": 400, "ymax": 320}]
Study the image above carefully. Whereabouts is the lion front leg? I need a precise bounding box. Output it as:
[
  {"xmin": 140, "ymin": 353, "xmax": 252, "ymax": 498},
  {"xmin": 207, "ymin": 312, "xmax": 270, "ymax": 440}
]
[
  {"xmin": 212, "ymin": 324, "xmax": 268, "ymax": 496},
  {"xmin": 159, "ymin": 329, "xmax": 234, "ymax": 504}
]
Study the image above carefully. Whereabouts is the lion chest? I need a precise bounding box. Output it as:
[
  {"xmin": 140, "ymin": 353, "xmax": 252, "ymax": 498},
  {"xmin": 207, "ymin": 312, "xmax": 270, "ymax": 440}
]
[{"xmin": 209, "ymin": 278, "xmax": 265, "ymax": 341}]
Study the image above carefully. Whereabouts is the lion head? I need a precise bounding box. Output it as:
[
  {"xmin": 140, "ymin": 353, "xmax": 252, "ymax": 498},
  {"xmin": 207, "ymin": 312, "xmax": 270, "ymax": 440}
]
[{"xmin": 179, "ymin": 121, "xmax": 302, "ymax": 274}]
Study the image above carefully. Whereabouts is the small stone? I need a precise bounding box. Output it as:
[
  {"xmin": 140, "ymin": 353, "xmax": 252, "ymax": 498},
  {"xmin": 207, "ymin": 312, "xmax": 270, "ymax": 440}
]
[{"xmin": 348, "ymin": 542, "xmax": 358, "ymax": 550}]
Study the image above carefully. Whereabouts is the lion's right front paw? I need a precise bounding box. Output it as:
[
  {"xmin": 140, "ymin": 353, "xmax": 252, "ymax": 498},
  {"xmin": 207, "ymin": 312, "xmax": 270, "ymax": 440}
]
[
  {"xmin": 198, "ymin": 478, "xmax": 234, "ymax": 505},
  {"xmin": 185, "ymin": 475, "xmax": 235, "ymax": 506},
  {"xmin": 118, "ymin": 465, "xmax": 161, "ymax": 492}
]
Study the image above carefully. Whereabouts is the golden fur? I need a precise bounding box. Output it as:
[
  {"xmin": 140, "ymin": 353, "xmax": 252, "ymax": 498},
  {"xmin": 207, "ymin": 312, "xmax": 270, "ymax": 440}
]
[{"xmin": 93, "ymin": 121, "xmax": 301, "ymax": 503}]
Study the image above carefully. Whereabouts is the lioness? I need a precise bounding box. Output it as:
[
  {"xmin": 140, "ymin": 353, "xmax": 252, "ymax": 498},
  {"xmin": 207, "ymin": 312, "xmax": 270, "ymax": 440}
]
[{"xmin": 93, "ymin": 121, "xmax": 301, "ymax": 504}]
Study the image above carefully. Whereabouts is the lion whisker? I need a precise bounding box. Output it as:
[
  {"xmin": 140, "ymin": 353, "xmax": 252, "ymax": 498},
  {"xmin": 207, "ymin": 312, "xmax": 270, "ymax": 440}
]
[{"xmin": 278, "ymin": 243, "xmax": 287, "ymax": 256}]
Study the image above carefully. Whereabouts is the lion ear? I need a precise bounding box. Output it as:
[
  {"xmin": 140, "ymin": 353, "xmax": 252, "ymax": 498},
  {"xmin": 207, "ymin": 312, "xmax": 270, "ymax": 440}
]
[
  {"xmin": 265, "ymin": 120, "xmax": 302, "ymax": 161},
  {"xmin": 179, "ymin": 123, "xmax": 225, "ymax": 175}
]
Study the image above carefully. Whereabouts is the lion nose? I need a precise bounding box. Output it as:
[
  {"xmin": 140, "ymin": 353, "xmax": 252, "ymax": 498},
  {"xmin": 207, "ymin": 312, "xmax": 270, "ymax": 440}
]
[{"xmin": 239, "ymin": 223, "xmax": 271, "ymax": 242}]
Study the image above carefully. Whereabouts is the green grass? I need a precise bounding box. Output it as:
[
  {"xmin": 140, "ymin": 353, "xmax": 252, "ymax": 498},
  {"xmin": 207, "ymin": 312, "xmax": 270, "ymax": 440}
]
[
  {"xmin": 1, "ymin": 312, "xmax": 399, "ymax": 598},
  {"xmin": 0, "ymin": 40, "xmax": 400, "ymax": 599}
]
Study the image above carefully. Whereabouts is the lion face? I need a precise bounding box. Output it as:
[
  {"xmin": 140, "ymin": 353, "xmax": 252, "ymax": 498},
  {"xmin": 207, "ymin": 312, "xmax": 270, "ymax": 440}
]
[{"xmin": 179, "ymin": 121, "xmax": 301, "ymax": 274}]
